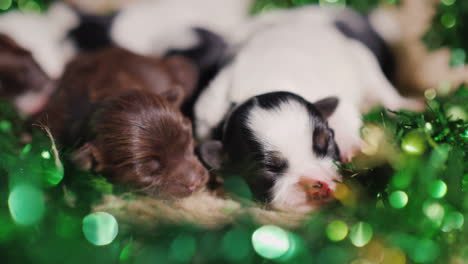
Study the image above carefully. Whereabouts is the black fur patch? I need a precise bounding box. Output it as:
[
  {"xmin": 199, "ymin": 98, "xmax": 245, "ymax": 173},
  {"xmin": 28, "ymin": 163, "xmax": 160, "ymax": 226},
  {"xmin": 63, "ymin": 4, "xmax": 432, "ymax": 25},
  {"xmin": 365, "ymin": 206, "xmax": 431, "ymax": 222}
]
[
  {"xmin": 166, "ymin": 28, "xmax": 227, "ymax": 119},
  {"xmin": 68, "ymin": 11, "xmax": 116, "ymax": 51}
]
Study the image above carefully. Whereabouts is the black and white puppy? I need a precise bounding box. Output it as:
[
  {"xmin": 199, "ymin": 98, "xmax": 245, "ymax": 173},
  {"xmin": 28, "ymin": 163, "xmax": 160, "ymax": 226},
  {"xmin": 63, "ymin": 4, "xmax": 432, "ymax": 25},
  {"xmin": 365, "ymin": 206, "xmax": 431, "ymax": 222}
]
[{"xmin": 195, "ymin": 6, "xmax": 423, "ymax": 212}]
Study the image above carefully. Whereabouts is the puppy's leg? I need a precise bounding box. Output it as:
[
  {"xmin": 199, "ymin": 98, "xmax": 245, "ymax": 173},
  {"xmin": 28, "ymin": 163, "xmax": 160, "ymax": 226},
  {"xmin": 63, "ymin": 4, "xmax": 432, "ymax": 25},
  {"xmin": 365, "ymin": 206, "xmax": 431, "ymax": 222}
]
[
  {"xmin": 328, "ymin": 101, "xmax": 363, "ymax": 162},
  {"xmin": 348, "ymin": 40, "xmax": 424, "ymax": 112},
  {"xmin": 194, "ymin": 66, "xmax": 233, "ymax": 140}
]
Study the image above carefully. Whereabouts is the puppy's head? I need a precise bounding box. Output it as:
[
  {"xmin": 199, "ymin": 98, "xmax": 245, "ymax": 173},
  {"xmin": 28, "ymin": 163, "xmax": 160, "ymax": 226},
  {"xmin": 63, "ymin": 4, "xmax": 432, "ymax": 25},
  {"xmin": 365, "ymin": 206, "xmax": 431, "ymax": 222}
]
[
  {"xmin": 0, "ymin": 33, "xmax": 51, "ymax": 114},
  {"xmin": 73, "ymin": 91, "xmax": 209, "ymax": 198},
  {"xmin": 199, "ymin": 92, "xmax": 341, "ymax": 212}
]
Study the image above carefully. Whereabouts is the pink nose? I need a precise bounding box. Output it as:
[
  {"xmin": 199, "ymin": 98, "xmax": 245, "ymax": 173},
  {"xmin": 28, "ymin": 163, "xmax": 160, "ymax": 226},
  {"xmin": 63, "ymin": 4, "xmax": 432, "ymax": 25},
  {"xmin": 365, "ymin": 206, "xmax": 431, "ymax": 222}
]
[{"xmin": 299, "ymin": 178, "xmax": 334, "ymax": 203}]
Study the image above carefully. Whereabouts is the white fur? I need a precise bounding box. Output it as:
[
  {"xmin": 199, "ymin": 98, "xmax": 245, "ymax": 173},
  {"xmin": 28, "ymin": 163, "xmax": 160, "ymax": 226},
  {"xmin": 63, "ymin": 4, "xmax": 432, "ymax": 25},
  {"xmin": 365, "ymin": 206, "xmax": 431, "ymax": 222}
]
[
  {"xmin": 195, "ymin": 6, "xmax": 421, "ymax": 211},
  {"xmin": 369, "ymin": 8, "xmax": 401, "ymax": 45},
  {"xmin": 196, "ymin": 5, "xmax": 419, "ymax": 146},
  {"xmin": 111, "ymin": 0, "xmax": 253, "ymax": 56},
  {"xmin": 0, "ymin": 3, "xmax": 79, "ymax": 78},
  {"xmin": 247, "ymin": 99, "xmax": 340, "ymax": 212}
]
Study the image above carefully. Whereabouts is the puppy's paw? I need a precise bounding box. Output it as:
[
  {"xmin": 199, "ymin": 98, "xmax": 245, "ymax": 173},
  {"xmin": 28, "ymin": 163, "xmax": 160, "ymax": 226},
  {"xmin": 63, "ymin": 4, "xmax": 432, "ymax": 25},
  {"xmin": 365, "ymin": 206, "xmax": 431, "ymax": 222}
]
[
  {"xmin": 336, "ymin": 136, "xmax": 364, "ymax": 163},
  {"xmin": 385, "ymin": 97, "xmax": 425, "ymax": 112}
]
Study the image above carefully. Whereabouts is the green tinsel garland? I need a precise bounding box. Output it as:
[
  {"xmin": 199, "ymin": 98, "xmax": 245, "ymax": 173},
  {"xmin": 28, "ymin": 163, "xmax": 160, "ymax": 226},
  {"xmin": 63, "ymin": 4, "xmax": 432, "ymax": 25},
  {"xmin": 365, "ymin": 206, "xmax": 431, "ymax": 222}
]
[{"xmin": 423, "ymin": 0, "xmax": 468, "ymax": 66}]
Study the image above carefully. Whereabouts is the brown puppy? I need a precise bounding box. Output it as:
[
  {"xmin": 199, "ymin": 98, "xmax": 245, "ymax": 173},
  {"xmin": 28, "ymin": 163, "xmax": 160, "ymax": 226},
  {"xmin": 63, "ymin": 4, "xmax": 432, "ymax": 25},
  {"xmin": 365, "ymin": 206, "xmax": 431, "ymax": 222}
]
[
  {"xmin": 35, "ymin": 47, "xmax": 208, "ymax": 198},
  {"xmin": 0, "ymin": 33, "xmax": 53, "ymax": 115}
]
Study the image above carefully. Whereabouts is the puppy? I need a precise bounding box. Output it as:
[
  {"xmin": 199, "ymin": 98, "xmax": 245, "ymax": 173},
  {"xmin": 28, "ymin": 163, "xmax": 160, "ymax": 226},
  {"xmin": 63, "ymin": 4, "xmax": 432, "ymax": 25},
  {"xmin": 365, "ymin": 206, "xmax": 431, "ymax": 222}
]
[
  {"xmin": 0, "ymin": 2, "xmax": 78, "ymax": 79},
  {"xmin": 0, "ymin": 33, "xmax": 53, "ymax": 115},
  {"xmin": 69, "ymin": 0, "xmax": 249, "ymax": 118},
  {"xmin": 34, "ymin": 47, "xmax": 208, "ymax": 198},
  {"xmin": 110, "ymin": 0, "xmax": 252, "ymax": 56},
  {"xmin": 195, "ymin": 6, "xmax": 423, "ymax": 212}
]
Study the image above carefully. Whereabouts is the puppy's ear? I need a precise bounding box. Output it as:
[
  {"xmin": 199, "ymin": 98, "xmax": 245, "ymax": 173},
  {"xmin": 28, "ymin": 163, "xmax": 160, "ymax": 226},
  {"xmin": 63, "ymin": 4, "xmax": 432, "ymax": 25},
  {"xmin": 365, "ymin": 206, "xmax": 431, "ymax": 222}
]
[
  {"xmin": 72, "ymin": 142, "xmax": 103, "ymax": 171},
  {"xmin": 196, "ymin": 140, "xmax": 224, "ymax": 170},
  {"xmin": 160, "ymin": 85, "xmax": 185, "ymax": 107},
  {"xmin": 314, "ymin": 97, "xmax": 339, "ymax": 119},
  {"xmin": 164, "ymin": 55, "xmax": 199, "ymax": 99}
]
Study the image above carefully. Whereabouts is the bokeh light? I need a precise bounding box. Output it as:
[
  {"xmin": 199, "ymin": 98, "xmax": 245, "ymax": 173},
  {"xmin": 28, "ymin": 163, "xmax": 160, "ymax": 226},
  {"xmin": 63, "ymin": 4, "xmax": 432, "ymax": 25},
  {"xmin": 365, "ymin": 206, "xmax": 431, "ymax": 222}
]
[
  {"xmin": 17, "ymin": 0, "xmax": 41, "ymax": 12},
  {"xmin": 349, "ymin": 222, "xmax": 373, "ymax": 247},
  {"xmin": 409, "ymin": 239, "xmax": 439, "ymax": 263},
  {"xmin": 450, "ymin": 48, "xmax": 466, "ymax": 67},
  {"xmin": 423, "ymin": 201, "xmax": 445, "ymax": 223},
  {"xmin": 441, "ymin": 13, "xmax": 456, "ymax": 28},
  {"xmin": 0, "ymin": 120, "xmax": 12, "ymax": 132},
  {"xmin": 222, "ymin": 228, "xmax": 251, "ymax": 262},
  {"xmin": 169, "ymin": 234, "xmax": 196, "ymax": 262},
  {"xmin": 326, "ymin": 220, "xmax": 348, "ymax": 242},
  {"xmin": 424, "ymin": 122, "xmax": 433, "ymax": 134},
  {"xmin": 319, "ymin": 0, "xmax": 346, "ymax": 7},
  {"xmin": 446, "ymin": 106, "xmax": 467, "ymax": 121},
  {"xmin": 441, "ymin": 0, "xmax": 456, "ymax": 6},
  {"xmin": 442, "ymin": 211, "xmax": 464, "ymax": 232},
  {"xmin": 41, "ymin": 150, "xmax": 51, "ymax": 159},
  {"xmin": 429, "ymin": 180, "xmax": 447, "ymax": 199},
  {"xmin": 252, "ymin": 225, "xmax": 291, "ymax": 260},
  {"xmin": 8, "ymin": 185, "xmax": 45, "ymax": 226},
  {"xmin": 424, "ymin": 89, "xmax": 437, "ymax": 100},
  {"xmin": 401, "ymin": 130, "xmax": 426, "ymax": 155},
  {"xmin": 0, "ymin": 0, "xmax": 11, "ymax": 10},
  {"xmin": 389, "ymin": 191, "xmax": 408, "ymax": 209},
  {"xmin": 82, "ymin": 212, "xmax": 118, "ymax": 246}
]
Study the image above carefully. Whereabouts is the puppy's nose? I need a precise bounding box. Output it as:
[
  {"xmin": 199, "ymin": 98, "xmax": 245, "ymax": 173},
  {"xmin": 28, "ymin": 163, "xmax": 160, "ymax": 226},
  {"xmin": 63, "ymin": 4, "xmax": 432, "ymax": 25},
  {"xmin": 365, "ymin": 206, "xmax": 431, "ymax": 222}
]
[
  {"xmin": 185, "ymin": 170, "xmax": 208, "ymax": 191},
  {"xmin": 299, "ymin": 178, "xmax": 334, "ymax": 203}
]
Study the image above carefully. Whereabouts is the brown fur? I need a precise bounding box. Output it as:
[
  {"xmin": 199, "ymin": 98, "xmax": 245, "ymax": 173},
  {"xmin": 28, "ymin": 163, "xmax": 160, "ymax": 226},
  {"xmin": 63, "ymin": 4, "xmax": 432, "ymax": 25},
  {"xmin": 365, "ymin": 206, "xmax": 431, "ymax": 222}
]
[
  {"xmin": 34, "ymin": 47, "xmax": 207, "ymax": 198},
  {"xmin": 0, "ymin": 33, "xmax": 52, "ymax": 114}
]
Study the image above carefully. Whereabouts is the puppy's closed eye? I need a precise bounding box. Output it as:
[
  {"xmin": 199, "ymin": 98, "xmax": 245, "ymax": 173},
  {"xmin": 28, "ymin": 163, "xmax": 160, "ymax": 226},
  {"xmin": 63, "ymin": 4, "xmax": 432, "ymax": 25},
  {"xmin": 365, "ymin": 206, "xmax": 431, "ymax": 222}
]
[
  {"xmin": 313, "ymin": 129, "xmax": 331, "ymax": 155},
  {"xmin": 264, "ymin": 151, "xmax": 288, "ymax": 173},
  {"xmin": 145, "ymin": 159, "xmax": 161, "ymax": 174}
]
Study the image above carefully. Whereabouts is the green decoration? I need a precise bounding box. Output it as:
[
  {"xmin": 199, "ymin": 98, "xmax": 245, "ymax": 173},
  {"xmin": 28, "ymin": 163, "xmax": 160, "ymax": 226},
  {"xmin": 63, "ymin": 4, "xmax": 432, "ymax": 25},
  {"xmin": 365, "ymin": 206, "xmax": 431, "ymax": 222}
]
[
  {"xmin": 252, "ymin": 225, "xmax": 291, "ymax": 259},
  {"xmin": 429, "ymin": 180, "xmax": 448, "ymax": 199},
  {"xmin": 424, "ymin": 0, "xmax": 468, "ymax": 66},
  {"xmin": 442, "ymin": 211, "xmax": 464, "ymax": 232},
  {"xmin": 423, "ymin": 201, "xmax": 445, "ymax": 223},
  {"xmin": 401, "ymin": 130, "xmax": 427, "ymax": 155},
  {"xmin": 82, "ymin": 212, "xmax": 119, "ymax": 246},
  {"xmin": 389, "ymin": 191, "xmax": 409, "ymax": 209},
  {"xmin": 17, "ymin": 0, "xmax": 41, "ymax": 12},
  {"xmin": 349, "ymin": 222, "xmax": 373, "ymax": 247},
  {"xmin": 8, "ymin": 184, "xmax": 45, "ymax": 226},
  {"xmin": 326, "ymin": 220, "xmax": 349, "ymax": 242}
]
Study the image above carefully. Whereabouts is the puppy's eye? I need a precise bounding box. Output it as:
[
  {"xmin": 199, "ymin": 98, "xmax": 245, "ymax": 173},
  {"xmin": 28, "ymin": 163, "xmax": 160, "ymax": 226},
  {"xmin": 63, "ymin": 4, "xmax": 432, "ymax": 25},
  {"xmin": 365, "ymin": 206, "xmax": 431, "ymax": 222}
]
[
  {"xmin": 146, "ymin": 159, "xmax": 160, "ymax": 173},
  {"xmin": 313, "ymin": 129, "xmax": 330, "ymax": 155},
  {"xmin": 264, "ymin": 151, "xmax": 288, "ymax": 173}
]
